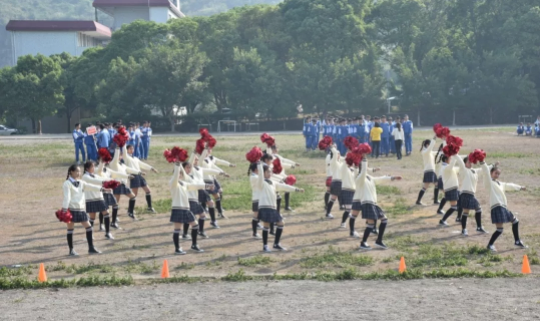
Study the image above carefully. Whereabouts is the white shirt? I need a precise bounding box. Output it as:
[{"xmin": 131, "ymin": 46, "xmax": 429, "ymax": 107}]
[
  {"xmin": 481, "ymin": 162, "xmax": 522, "ymax": 210},
  {"xmin": 391, "ymin": 128, "xmax": 404, "ymax": 141},
  {"xmin": 62, "ymin": 179, "xmax": 102, "ymax": 210},
  {"xmin": 170, "ymin": 165, "xmax": 206, "ymax": 210},
  {"xmin": 421, "ymin": 138, "xmax": 438, "ymax": 173},
  {"xmin": 353, "ymin": 159, "xmax": 391, "ymax": 205}
]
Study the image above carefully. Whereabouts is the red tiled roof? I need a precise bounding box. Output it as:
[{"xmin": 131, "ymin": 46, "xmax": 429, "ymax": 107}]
[
  {"xmin": 93, "ymin": 0, "xmax": 184, "ymax": 17},
  {"xmin": 6, "ymin": 20, "xmax": 112, "ymax": 37}
]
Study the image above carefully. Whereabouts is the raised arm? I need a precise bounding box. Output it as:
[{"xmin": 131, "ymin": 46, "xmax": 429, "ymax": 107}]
[
  {"xmin": 256, "ymin": 163, "xmax": 265, "ymax": 190},
  {"xmin": 186, "ymin": 182, "xmax": 207, "ymax": 191},
  {"xmin": 82, "ymin": 174, "xmax": 106, "ymax": 185},
  {"xmin": 202, "ymin": 167, "xmax": 223, "ymax": 175},
  {"xmin": 179, "ymin": 165, "xmax": 194, "ymax": 183},
  {"xmin": 480, "ymin": 162, "xmax": 492, "ymax": 190},
  {"xmin": 81, "ymin": 181, "xmax": 103, "ymax": 193},
  {"xmin": 170, "ymin": 164, "xmax": 181, "ymax": 188},
  {"xmin": 502, "ymin": 182, "xmax": 523, "ymax": 192},
  {"xmin": 108, "ymin": 168, "xmax": 129, "ymax": 180}
]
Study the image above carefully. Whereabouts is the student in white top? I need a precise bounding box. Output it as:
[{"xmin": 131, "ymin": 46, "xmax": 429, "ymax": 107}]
[
  {"xmin": 82, "ymin": 161, "xmax": 115, "ymax": 240},
  {"xmin": 203, "ymin": 147, "xmax": 236, "ymax": 223},
  {"xmin": 62, "ymin": 164, "xmax": 112, "ymax": 256},
  {"xmin": 268, "ymin": 145, "xmax": 300, "ymax": 212},
  {"xmin": 391, "ymin": 122, "xmax": 405, "ymax": 160},
  {"xmin": 480, "ymin": 161, "xmax": 528, "ymax": 252},
  {"xmin": 124, "ymin": 144, "xmax": 159, "ymax": 215},
  {"xmin": 109, "ymin": 147, "xmax": 139, "ymax": 227},
  {"xmin": 437, "ymin": 154, "xmax": 461, "ymax": 227},
  {"xmin": 326, "ymin": 145, "xmax": 343, "ymax": 219},
  {"xmin": 248, "ymin": 163, "xmax": 263, "ymax": 238},
  {"xmin": 415, "ymin": 136, "xmax": 439, "ymax": 205}
]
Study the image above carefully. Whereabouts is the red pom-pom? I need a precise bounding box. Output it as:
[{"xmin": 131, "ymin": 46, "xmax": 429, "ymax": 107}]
[
  {"xmin": 265, "ymin": 137, "xmax": 275, "ymax": 147},
  {"xmin": 55, "ymin": 209, "xmax": 72, "ymax": 223},
  {"xmin": 318, "ymin": 136, "xmax": 333, "ymax": 150},
  {"xmin": 446, "ymin": 135, "xmax": 463, "ymax": 147},
  {"xmin": 433, "ymin": 123, "xmax": 442, "ymax": 133},
  {"xmin": 285, "ymin": 175, "xmax": 296, "ymax": 186},
  {"xmin": 103, "ymin": 180, "xmax": 120, "ymax": 189},
  {"xmin": 344, "ymin": 136, "xmax": 359, "ymax": 150},
  {"xmin": 436, "ymin": 126, "xmax": 451, "ymax": 139},
  {"xmin": 199, "ymin": 128, "xmax": 210, "ymax": 139},
  {"xmin": 195, "ymin": 139, "xmax": 206, "ymax": 155},
  {"xmin": 246, "ymin": 147, "xmax": 263, "ymax": 163},
  {"xmin": 355, "ymin": 143, "xmax": 372, "ymax": 155},
  {"xmin": 468, "ymin": 149, "xmax": 486, "ymax": 164},
  {"xmin": 326, "ymin": 177, "xmax": 332, "ymax": 187},
  {"xmin": 171, "ymin": 146, "xmax": 188, "ymax": 162},
  {"xmin": 163, "ymin": 149, "xmax": 173, "ymax": 163},
  {"xmin": 272, "ymin": 158, "xmax": 282, "ymax": 174},
  {"xmin": 345, "ymin": 152, "xmax": 362, "ymax": 166},
  {"xmin": 260, "ymin": 133, "xmax": 271, "ymax": 144},
  {"xmin": 98, "ymin": 148, "xmax": 112, "ymax": 163},
  {"xmin": 207, "ymin": 136, "xmax": 217, "ymax": 148},
  {"xmin": 113, "ymin": 126, "xmax": 129, "ymax": 147},
  {"xmin": 443, "ymin": 143, "xmax": 460, "ymax": 157}
]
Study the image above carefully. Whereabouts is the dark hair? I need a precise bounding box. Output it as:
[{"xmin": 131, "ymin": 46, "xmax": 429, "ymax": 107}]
[
  {"xmin": 420, "ymin": 139, "xmax": 431, "ymax": 151},
  {"xmin": 100, "ymin": 124, "xmax": 105, "ymax": 130},
  {"xmin": 182, "ymin": 161, "xmax": 191, "ymax": 168},
  {"xmin": 490, "ymin": 165, "xmax": 499, "ymax": 174},
  {"xmin": 434, "ymin": 143, "xmax": 444, "ymax": 162},
  {"xmin": 83, "ymin": 160, "xmax": 95, "ymax": 173},
  {"xmin": 396, "ymin": 122, "xmax": 402, "ymax": 132},
  {"xmin": 261, "ymin": 153, "xmax": 273, "ymax": 163},
  {"xmin": 463, "ymin": 156, "xmax": 469, "ymax": 164},
  {"xmin": 262, "ymin": 164, "xmax": 270, "ymax": 172},
  {"xmin": 126, "ymin": 144, "xmax": 134, "ymax": 150},
  {"xmin": 436, "ymin": 153, "xmax": 448, "ymax": 164},
  {"xmin": 374, "ymin": 122, "xmax": 380, "ymax": 128},
  {"xmin": 74, "ymin": 123, "xmax": 80, "ymax": 128},
  {"xmin": 248, "ymin": 162, "xmax": 258, "ymax": 176},
  {"xmin": 66, "ymin": 164, "xmax": 79, "ymax": 180}
]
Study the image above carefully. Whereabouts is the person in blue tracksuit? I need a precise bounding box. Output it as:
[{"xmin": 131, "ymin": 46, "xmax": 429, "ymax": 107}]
[
  {"xmin": 388, "ymin": 116, "xmax": 396, "ymax": 154},
  {"xmin": 339, "ymin": 119, "xmax": 349, "ymax": 156},
  {"xmin": 516, "ymin": 122, "xmax": 524, "ymax": 136},
  {"xmin": 365, "ymin": 116, "xmax": 373, "ymax": 147},
  {"xmin": 141, "ymin": 121, "xmax": 150, "ymax": 160},
  {"xmin": 358, "ymin": 118, "xmax": 366, "ymax": 143},
  {"xmin": 402, "ymin": 114, "xmax": 414, "ymax": 156},
  {"xmin": 73, "ymin": 123, "xmax": 86, "ymax": 163},
  {"xmin": 84, "ymin": 126, "xmax": 97, "ymax": 161},
  {"xmin": 311, "ymin": 118, "xmax": 320, "ymax": 150},
  {"xmin": 303, "ymin": 117, "xmax": 312, "ymax": 151},
  {"xmin": 380, "ymin": 116, "xmax": 391, "ymax": 157},
  {"xmin": 97, "ymin": 124, "xmax": 110, "ymax": 150},
  {"xmin": 128, "ymin": 123, "xmax": 136, "ymax": 148},
  {"xmin": 134, "ymin": 124, "xmax": 142, "ymax": 158},
  {"xmin": 525, "ymin": 123, "xmax": 533, "ymax": 136}
]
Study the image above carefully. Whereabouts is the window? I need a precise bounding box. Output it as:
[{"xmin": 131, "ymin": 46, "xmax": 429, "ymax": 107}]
[{"xmin": 77, "ymin": 33, "xmax": 99, "ymax": 47}]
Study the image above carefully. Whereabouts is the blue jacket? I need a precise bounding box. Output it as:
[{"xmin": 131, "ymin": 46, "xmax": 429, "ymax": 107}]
[
  {"xmin": 97, "ymin": 129, "xmax": 110, "ymax": 148},
  {"xmin": 141, "ymin": 127, "xmax": 150, "ymax": 141},
  {"xmin": 312, "ymin": 122, "xmax": 320, "ymax": 136},
  {"xmin": 381, "ymin": 122, "xmax": 391, "ymax": 138},
  {"xmin": 84, "ymin": 134, "xmax": 95, "ymax": 146},
  {"xmin": 72, "ymin": 129, "xmax": 84, "ymax": 143},
  {"xmin": 358, "ymin": 124, "xmax": 366, "ymax": 141},
  {"xmin": 403, "ymin": 120, "xmax": 413, "ymax": 134}
]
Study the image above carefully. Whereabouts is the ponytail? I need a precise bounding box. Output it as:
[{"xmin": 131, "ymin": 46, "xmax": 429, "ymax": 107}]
[
  {"xmin": 420, "ymin": 139, "xmax": 431, "ymax": 152},
  {"xmin": 434, "ymin": 143, "xmax": 444, "ymax": 163},
  {"xmin": 66, "ymin": 164, "xmax": 79, "ymax": 180}
]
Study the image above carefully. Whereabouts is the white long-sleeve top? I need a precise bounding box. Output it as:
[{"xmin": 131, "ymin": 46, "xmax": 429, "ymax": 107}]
[
  {"xmin": 123, "ymin": 148, "xmax": 154, "ymax": 172},
  {"xmin": 62, "ymin": 179, "xmax": 102, "ymax": 211},
  {"xmin": 442, "ymin": 157, "xmax": 460, "ymax": 191},
  {"xmin": 481, "ymin": 162, "xmax": 522, "ymax": 210},
  {"xmin": 421, "ymin": 138, "xmax": 438, "ymax": 173},
  {"xmin": 325, "ymin": 153, "xmax": 332, "ymax": 177},
  {"xmin": 178, "ymin": 166, "xmax": 209, "ymax": 202},
  {"xmin": 391, "ymin": 128, "xmax": 404, "ymax": 141},
  {"xmin": 455, "ymin": 156, "xmax": 485, "ymax": 195},
  {"xmin": 250, "ymin": 174, "xmax": 261, "ymax": 202},
  {"xmin": 330, "ymin": 147, "xmax": 344, "ymax": 181},
  {"xmin": 82, "ymin": 172, "xmax": 107, "ymax": 202},
  {"xmin": 109, "ymin": 148, "xmax": 139, "ymax": 184},
  {"xmin": 353, "ymin": 159, "xmax": 392, "ymax": 205},
  {"xmin": 341, "ymin": 165, "xmax": 359, "ymax": 191},
  {"xmin": 202, "ymin": 151, "xmax": 228, "ymax": 182},
  {"xmin": 256, "ymin": 163, "xmax": 296, "ymax": 209},
  {"xmin": 170, "ymin": 165, "xmax": 206, "ymax": 210},
  {"xmin": 97, "ymin": 162, "xmax": 130, "ymax": 181}
]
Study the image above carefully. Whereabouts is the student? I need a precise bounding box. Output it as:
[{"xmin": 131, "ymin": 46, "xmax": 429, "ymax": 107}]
[
  {"xmin": 380, "ymin": 116, "xmax": 391, "ymax": 157},
  {"xmin": 267, "ymin": 144, "xmax": 300, "ymax": 212},
  {"xmin": 480, "ymin": 161, "xmax": 527, "ymax": 252},
  {"xmin": 202, "ymin": 147, "xmax": 236, "ymax": 224},
  {"xmin": 415, "ymin": 136, "xmax": 439, "ymax": 205},
  {"xmin": 141, "ymin": 121, "xmax": 150, "ymax": 160},
  {"xmin": 147, "ymin": 122, "xmax": 153, "ymax": 157},
  {"xmin": 536, "ymin": 123, "xmax": 540, "ymax": 138},
  {"xmin": 169, "ymin": 162, "xmax": 208, "ymax": 254},
  {"xmin": 96, "ymin": 154, "xmax": 129, "ymax": 232},
  {"xmin": 84, "ymin": 126, "xmax": 97, "ymax": 162},
  {"xmin": 517, "ymin": 122, "xmax": 524, "ymax": 136},
  {"xmin": 454, "ymin": 155, "xmax": 489, "ymax": 235},
  {"xmin": 109, "ymin": 147, "xmax": 140, "ymax": 227},
  {"xmin": 82, "ymin": 161, "xmax": 115, "ymax": 240},
  {"xmin": 62, "ymin": 164, "xmax": 110, "ymax": 255},
  {"xmin": 437, "ymin": 154, "xmax": 461, "ymax": 227},
  {"xmin": 311, "ymin": 118, "xmax": 320, "ymax": 150},
  {"xmin": 248, "ymin": 163, "xmax": 263, "ymax": 238},
  {"xmin": 352, "ymin": 158, "xmax": 401, "ymax": 250},
  {"xmin": 303, "ymin": 117, "xmax": 312, "ymax": 152},
  {"xmin": 123, "ymin": 145, "xmax": 158, "ymax": 214},
  {"xmin": 388, "ymin": 116, "xmax": 396, "ymax": 154},
  {"xmin": 358, "ymin": 118, "xmax": 366, "ymax": 143},
  {"xmin": 339, "ymin": 153, "xmax": 358, "ymax": 229},
  {"xmin": 326, "ymin": 145, "xmax": 343, "ymax": 219},
  {"xmin": 256, "ymin": 162, "xmax": 304, "ymax": 252},
  {"xmin": 97, "ymin": 124, "xmax": 110, "ymax": 150},
  {"xmin": 73, "ymin": 123, "xmax": 86, "ymax": 163},
  {"xmin": 134, "ymin": 124, "xmax": 143, "ymax": 158},
  {"xmin": 391, "ymin": 122, "xmax": 404, "ymax": 160},
  {"xmin": 525, "ymin": 123, "xmax": 533, "ymax": 136},
  {"xmin": 402, "ymin": 114, "xmax": 414, "ymax": 156},
  {"xmin": 369, "ymin": 122, "xmax": 383, "ymax": 158}
]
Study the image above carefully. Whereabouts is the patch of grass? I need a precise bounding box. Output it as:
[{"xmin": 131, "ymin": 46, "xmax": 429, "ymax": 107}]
[
  {"xmin": 206, "ymin": 254, "xmax": 229, "ymax": 267},
  {"xmin": 519, "ymin": 168, "xmax": 540, "ymax": 176},
  {"xmin": 408, "ymin": 244, "xmax": 469, "ymax": 268},
  {"xmin": 222, "ymin": 269, "xmax": 254, "ymax": 282},
  {"xmin": 158, "ymin": 275, "xmax": 202, "ymax": 284},
  {"xmin": 388, "ymin": 235, "xmax": 423, "ymax": 251},
  {"xmin": 377, "ymin": 185, "xmax": 401, "ymax": 195},
  {"xmin": 138, "ymin": 261, "xmax": 160, "ymax": 274},
  {"xmin": 300, "ymin": 246, "xmax": 373, "ymax": 268},
  {"xmin": 0, "ymin": 275, "xmax": 134, "ymax": 290},
  {"xmin": 528, "ymin": 249, "xmax": 540, "ymax": 265},
  {"xmin": 385, "ymin": 198, "xmax": 409, "ymax": 217},
  {"xmin": 489, "ymin": 152, "xmax": 533, "ymax": 159},
  {"xmin": 238, "ymin": 255, "xmax": 273, "ymax": 267},
  {"xmin": 0, "ymin": 266, "xmax": 34, "ymax": 278},
  {"xmin": 175, "ymin": 262, "xmax": 195, "ymax": 270}
]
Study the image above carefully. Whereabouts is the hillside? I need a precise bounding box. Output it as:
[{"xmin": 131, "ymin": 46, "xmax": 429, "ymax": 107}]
[{"xmin": 0, "ymin": 0, "xmax": 281, "ymax": 68}]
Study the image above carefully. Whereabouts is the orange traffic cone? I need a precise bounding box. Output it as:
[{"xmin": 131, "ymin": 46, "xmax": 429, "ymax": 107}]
[
  {"xmin": 38, "ymin": 263, "xmax": 47, "ymax": 283},
  {"xmin": 522, "ymin": 255, "xmax": 531, "ymax": 274},
  {"xmin": 161, "ymin": 259, "xmax": 170, "ymax": 278},
  {"xmin": 398, "ymin": 256, "xmax": 406, "ymax": 274}
]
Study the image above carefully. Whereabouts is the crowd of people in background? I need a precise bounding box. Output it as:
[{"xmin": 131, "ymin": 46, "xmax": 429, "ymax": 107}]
[
  {"xmin": 303, "ymin": 114, "xmax": 414, "ymax": 160},
  {"xmin": 516, "ymin": 116, "xmax": 540, "ymax": 137},
  {"xmin": 73, "ymin": 120, "xmax": 153, "ymax": 163}
]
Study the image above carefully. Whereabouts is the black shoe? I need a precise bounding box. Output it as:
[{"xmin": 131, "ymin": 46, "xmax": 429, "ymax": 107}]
[
  {"xmin": 198, "ymin": 232, "xmax": 209, "ymax": 239},
  {"xmin": 273, "ymin": 244, "xmax": 287, "ymax": 251},
  {"xmin": 147, "ymin": 207, "xmax": 156, "ymax": 213},
  {"xmin": 69, "ymin": 249, "xmax": 79, "ymax": 256},
  {"xmin": 210, "ymin": 221, "xmax": 220, "ymax": 229},
  {"xmin": 175, "ymin": 248, "xmax": 186, "ymax": 255},
  {"xmin": 89, "ymin": 247, "xmax": 102, "ymax": 255},
  {"xmin": 181, "ymin": 234, "xmax": 191, "ymax": 240},
  {"xmin": 374, "ymin": 241, "xmax": 388, "ymax": 250},
  {"xmin": 455, "ymin": 216, "xmax": 461, "ymax": 222},
  {"xmin": 105, "ymin": 233, "xmax": 114, "ymax": 240},
  {"xmin": 437, "ymin": 210, "xmax": 444, "ymax": 215},
  {"xmin": 439, "ymin": 220, "xmax": 448, "ymax": 227},
  {"xmin": 253, "ymin": 234, "xmax": 261, "ymax": 239},
  {"xmin": 128, "ymin": 212, "xmax": 138, "ymax": 221},
  {"xmin": 416, "ymin": 202, "xmax": 425, "ymax": 206},
  {"xmin": 285, "ymin": 207, "xmax": 293, "ymax": 212},
  {"xmin": 191, "ymin": 244, "xmax": 204, "ymax": 253},
  {"xmin": 515, "ymin": 240, "xmax": 528, "ymax": 249},
  {"xmin": 359, "ymin": 242, "xmax": 372, "ymax": 250},
  {"xmin": 434, "ymin": 201, "xmax": 440, "ymax": 205},
  {"xmin": 476, "ymin": 227, "xmax": 489, "ymax": 234},
  {"xmin": 111, "ymin": 222, "xmax": 120, "ymax": 229},
  {"xmin": 461, "ymin": 229, "xmax": 468, "ymax": 236},
  {"xmin": 218, "ymin": 212, "xmax": 227, "ymax": 219},
  {"xmin": 371, "ymin": 229, "xmax": 379, "ymax": 235},
  {"xmin": 269, "ymin": 230, "xmax": 275, "ymax": 236},
  {"xmin": 263, "ymin": 245, "xmax": 272, "ymax": 253}
]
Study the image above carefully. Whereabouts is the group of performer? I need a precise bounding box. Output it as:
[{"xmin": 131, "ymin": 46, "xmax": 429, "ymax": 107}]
[{"xmin": 60, "ymin": 122, "xmax": 528, "ymax": 256}]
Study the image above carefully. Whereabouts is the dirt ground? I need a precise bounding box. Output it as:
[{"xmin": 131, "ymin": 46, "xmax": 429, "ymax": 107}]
[
  {"xmin": 0, "ymin": 127, "xmax": 539, "ymax": 279},
  {"xmin": 2, "ymin": 278, "xmax": 540, "ymax": 321}
]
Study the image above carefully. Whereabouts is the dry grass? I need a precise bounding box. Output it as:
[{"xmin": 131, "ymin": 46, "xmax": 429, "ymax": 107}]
[{"xmin": 0, "ymin": 128, "xmax": 539, "ymax": 281}]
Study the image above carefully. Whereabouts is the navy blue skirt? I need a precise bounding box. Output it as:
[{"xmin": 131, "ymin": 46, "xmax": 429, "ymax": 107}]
[
  {"xmin": 204, "ymin": 179, "xmax": 221, "ymax": 195},
  {"xmin": 341, "ymin": 190, "xmax": 354, "ymax": 205},
  {"xmin": 170, "ymin": 209, "xmax": 196, "ymax": 223},
  {"xmin": 70, "ymin": 210, "xmax": 89, "ymax": 223},
  {"xmin": 113, "ymin": 184, "xmax": 132, "ymax": 195},
  {"xmin": 423, "ymin": 171, "xmax": 437, "ymax": 183},
  {"xmin": 198, "ymin": 189, "xmax": 211, "ymax": 203},
  {"xmin": 85, "ymin": 200, "xmax": 107, "ymax": 213},
  {"xmin": 352, "ymin": 201, "xmax": 362, "ymax": 211},
  {"xmin": 258, "ymin": 207, "xmax": 282, "ymax": 223},
  {"xmin": 252, "ymin": 201, "xmax": 259, "ymax": 213},
  {"xmin": 444, "ymin": 188, "xmax": 460, "ymax": 201},
  {"xmin": 189, "ymin": 201, "xmax": 204, "ymax": 215},
  {"xmin": 491, "ymin": 206, "xmax": 515, "ymax": 224},
  {"xmin": 130, "ymin": 174, "xmax": 147, "ymax": 189},
  {"xmin": 437, "ymin": 177, "xmax": 444, "ymax": 190},
  {"xmin": 460, "ymin": 193, "xmax": 481, "ymax": 211},
  {"xmin": 103, "ymin": 193, "xmax": 117, "ymax": 207},
  {"xmin": 330, "ymin": 181, "xmax": 342, "ymax": 196},
  {"xmin": 361, "ymin": 203, "xmax": 385, "ymax": 220}
]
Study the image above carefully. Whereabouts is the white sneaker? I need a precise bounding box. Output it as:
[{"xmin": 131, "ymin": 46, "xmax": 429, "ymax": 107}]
[
  {"xmin": 461, "ymin": 229, "xmax": 468, "ymax": 236},
  {"xmin": 350, "ymin": 231, "xmax": 360, "ymax": 238},
  {"xmin": 340, "ymin": 223, "xmax": 346, "ymax": 229},
  {"xmin": 263, "ymin": 245, "xmax": 272, "ymax": 253},
  {"xmin": 326, "ymin": 214, "xmax": 334, "ymax": 219},
  {"xmin": 487, "ymin": 244, "xmax": 497, "ymax": 252}
]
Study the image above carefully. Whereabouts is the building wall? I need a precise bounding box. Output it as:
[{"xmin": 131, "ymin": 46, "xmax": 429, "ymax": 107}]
[
  {"xmin": 149, "ymin": 7, "xmax": 170, "ymax": 23},
  {"xmin": 113, "ymin": 6, "xmax": 150, "ymax": 30},
  {"xmin": 18, "ymin": 109, "xmax": 81, "ymax": 134},
  {"xmin": 12, "ymin": 31, "xmax": 77, "ymax": 64}
]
